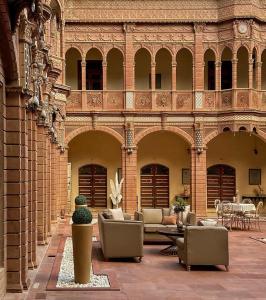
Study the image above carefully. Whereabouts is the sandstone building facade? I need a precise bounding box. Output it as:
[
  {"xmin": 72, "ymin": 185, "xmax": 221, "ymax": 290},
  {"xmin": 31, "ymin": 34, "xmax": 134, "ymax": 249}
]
[{"xmin": 1, "ymin": 0, "xmax": 266, "ymax": 296}]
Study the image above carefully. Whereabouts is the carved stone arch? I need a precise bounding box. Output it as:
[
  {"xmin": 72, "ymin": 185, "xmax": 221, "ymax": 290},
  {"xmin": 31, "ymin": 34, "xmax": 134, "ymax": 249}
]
[
  {"xmin": 49, "ymin": 0, "xmax": 62, "ymax": 19},
  {"xmin": 85, "ymin": 46, "xmax": 104, "ymax": 60},
  {"xmin": 219, "ymin": 45, "xmax": 233, "ymax": 61},
  {"xmin": 236, "ymin": 44, "xmax": 251, "ymax": 55},
  {"xmin": 154, "ymin": 45, "xmax": 174, "ymax": 58},
  {"xmin": 65, "ymin": 45, "xmax": 83, "ymax": 58},
  {"xmin": 134, "ymin": 45, "xmax": 153, "ymax": 60},
  {"xmin": 203, "ymin": 45, "xmax": 218, "ymax": 60},
  {"xmin": 176, "ymin": 46, "xmax": 194, "ymax": 58},
  {"xmin": 252, "ymin": 45, "xmax": 260, "ymax": 59},
  {"xmin": 106, "ymin": 45, "xmax": 125, "ymax": 59},
  {"xmin": 135, "ymin": 126, "xmax": 193, "ymax": 146},
  {"xmin": 65, "ymin": 125, "xmax": 124, "ymax": 145},
  {"xmin": 204, "ymin": 129, "xmax": 219, "ymax": 145}
]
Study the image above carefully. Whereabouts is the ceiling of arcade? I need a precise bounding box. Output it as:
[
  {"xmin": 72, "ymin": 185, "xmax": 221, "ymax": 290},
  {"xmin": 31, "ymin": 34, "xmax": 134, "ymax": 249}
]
[{"xmin": 64, "ymin": 0, "xmax": 266, "ymax": 23}]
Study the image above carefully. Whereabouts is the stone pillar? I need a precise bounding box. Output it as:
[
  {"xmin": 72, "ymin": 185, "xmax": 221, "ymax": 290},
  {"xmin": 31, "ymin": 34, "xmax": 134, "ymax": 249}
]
[
  {"xmin": 46, "ymin": 141, "xmax": 51, "ymax": 235},
  {"xmin": 27, "ymin": 112, "xmax": 34, "ymax": 269},
  {"xmin": 37, "ymin": 126, "xmax": 47, "ymax": 245},
  {"xmin": 51, "ymin": 143, "xmax": 57, "ymax": 222},
  {"xmin": 215, "ymin": 61, "xmax": 221, "ymax": 91},
  {"xmin": 151, "ymin": 62, "xmax": 156, "ymax": 91},
  {"xmin": 81, "ymin": 60, "xmax": 86, "ymax": 91},
  {"xmin": 59, "ymin": 150, "xmax": 68, "ymax": 216},
  {"xmin": 5, "ymin": 90, "xmax": 29, "ymax": 292},
  {"xmin": 171, "ymin": 62, "xmax": 177, "ymax": 91},
  {"xmin": 56, "ymin": 148, "xmax": 61, "ymax": 217},
  {"xmin": 31, "ymin": 118, "xmax": 37, "ymax": 267},
  {"xmin": 122, "ymin": 148, "xmax": 137, "ymax": 214},
  {"xmin": 232, "ymin": 58, "xmax": 238, "ymax": 89},
  {"xmin": 124, "ymin": 24, "xmax": 134, "ymax": 91},
  {"xmin": 249, "ymin": 58, "xmax": 254, "ymax": 89},
  {"xmin": 256, "ymin": 61, "xmax": 262, "ymax": 90},
  {"xmin": 190, "ymin": 148, "xmax": 207, "ymax": 217},
  {"xmin": 102, "ymin": 61, "xmax": 107, "ymax": 91}
]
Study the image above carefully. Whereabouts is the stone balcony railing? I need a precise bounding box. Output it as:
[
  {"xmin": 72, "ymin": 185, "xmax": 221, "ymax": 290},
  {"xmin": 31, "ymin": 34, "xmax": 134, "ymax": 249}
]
[{"xmin": 66, "ymin": 89, "xmax": 266, "ymax": 112}]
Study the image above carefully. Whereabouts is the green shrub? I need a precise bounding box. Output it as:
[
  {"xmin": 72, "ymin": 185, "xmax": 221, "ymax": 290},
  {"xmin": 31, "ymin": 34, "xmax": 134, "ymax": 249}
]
[
  {"xmin": 72, "ymin": 207, "xmax": 92, "ymax": 224},
  {"xmin": 171, "ymin": 196, "xmax": 187, "ymax": 213},
  {"xmin": 75, "ymin": 195, "xmax": 87, "ymax": 205}
]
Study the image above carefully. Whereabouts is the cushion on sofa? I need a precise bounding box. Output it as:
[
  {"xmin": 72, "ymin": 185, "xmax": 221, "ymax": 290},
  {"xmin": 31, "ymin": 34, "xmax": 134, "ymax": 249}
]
[
  {"xmin": 182, "ymin": 205, "xmax": 190, "ymax": 224},
  {"xmin": 109, "ymin": 208, "xmax": 124, "ymax": 220},
  {"xmin": 144, "ymin": 224, "xmax": 165, "ymax": 233},
  {"xmin": 142, "ymin": 208, "xmax": 163, "ymax": 224},
  {"xmin": 162, "ymin": 215, "xmax": 177, "ymax": 225},
  {"xmin": 102, "ymin": 211, "xmax": 113, "ymax": 219},
  {"xmin": 162, "ymin": 208, "xmax": 171, "ymax": 217}
]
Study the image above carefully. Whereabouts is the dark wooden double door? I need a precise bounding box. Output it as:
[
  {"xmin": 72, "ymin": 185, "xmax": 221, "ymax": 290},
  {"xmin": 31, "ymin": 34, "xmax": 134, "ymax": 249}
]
[
  {"xmin": 79, "ymin": 164, "xmax": 107, "ymax": 207},
  {"xmin": 141, "ymin": 164, "xmax": 169, "ymax": 208},
  {"xmin": 207, "ymin": 164, "xmax": 236, "ymax": 208}
]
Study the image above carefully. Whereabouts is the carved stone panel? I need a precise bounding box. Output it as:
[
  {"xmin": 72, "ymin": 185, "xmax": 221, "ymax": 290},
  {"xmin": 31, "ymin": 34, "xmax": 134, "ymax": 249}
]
[
  {"xmin": 66, "ymin": 91, "xmax": 82, "ymax": 111},
  {"xmin": 221, "ymin": 91, "xmax": 232, "ymax": 109},
  {"xmin": 156, "ymin": 92, "xmax": 171, "ymax": 110},
  {"xmin": 204, "ymin": 92, "xmax": 216, "ymax": 110},
  {"xmin": 135, "ymin": 92, "xmax": 152, "ymax": 110},
  {"xmin": 176, "ymin": 92, "xmax": 193, "ymax": 110},
  {"xmin": 106, "ymin": 92, "xmax": 124, "ymax": 109},
  {"xmin": 237, "ymin": 91, "xmax": 249, "ymax": 108},
  {"xmin": 87, "ymin": 92, "xmax": 103, "ymax": 109}
]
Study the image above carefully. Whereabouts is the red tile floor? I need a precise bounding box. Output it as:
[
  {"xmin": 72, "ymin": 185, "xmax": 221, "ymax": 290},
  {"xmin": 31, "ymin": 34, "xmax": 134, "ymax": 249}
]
[{"xmin": 4, "ymin": 219, "xmax": 266, "ymax": 300}]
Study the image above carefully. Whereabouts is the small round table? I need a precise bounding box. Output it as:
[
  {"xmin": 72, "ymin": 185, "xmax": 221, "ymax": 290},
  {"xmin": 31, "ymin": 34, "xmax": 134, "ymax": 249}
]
[{"xmin": 157, "ymin": 229, "xmax": 184, "ymax": 256}]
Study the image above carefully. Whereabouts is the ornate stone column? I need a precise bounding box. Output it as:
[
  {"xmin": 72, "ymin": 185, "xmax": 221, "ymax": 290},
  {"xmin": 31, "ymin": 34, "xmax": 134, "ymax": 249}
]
[
  {"xmin": 81, "ymin": 60, "xmax": 86, "ymax": 91},
  {"xmin": 215, "ymin": 61, "xmax": 221, "ymax": 91},
  {"xmin": 256, "ymin": 61, "xmax": 262, "ymax": 90},
  {"xmin": 172, "ymin": 62, "xmax": 177, "ymax": 91},
  {"xmin": 102, "ymin": 60, "xmax": 107, "ymax": 91},
  {"xmin": 232, "ymin": 57, "xmax": 238, "ymax": 89}
]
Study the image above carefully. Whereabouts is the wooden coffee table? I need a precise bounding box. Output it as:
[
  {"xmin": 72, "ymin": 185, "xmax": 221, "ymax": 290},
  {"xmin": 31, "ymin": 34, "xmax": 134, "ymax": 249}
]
[{"xmin": 157, "ymin": 229, "xmax": 184, "ymax": 256}]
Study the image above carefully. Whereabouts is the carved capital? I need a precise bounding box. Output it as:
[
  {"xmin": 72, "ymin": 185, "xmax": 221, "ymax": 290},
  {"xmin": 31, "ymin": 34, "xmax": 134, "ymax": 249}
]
[{"xmin": 194, "ymin": 23, "xmax": 206, "ymax": 34}]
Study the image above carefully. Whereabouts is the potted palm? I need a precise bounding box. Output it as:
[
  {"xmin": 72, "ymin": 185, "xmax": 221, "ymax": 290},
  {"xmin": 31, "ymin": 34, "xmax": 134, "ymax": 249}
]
[
  {"xmin": 72, "ymin": 207, "xmax": 93, "ymax": 284},
  {"xmin": 172, "ymin": 197, "xmax": 187, "ymax": 230},
  {"xmin": 75, "ymin": 194, "xmax": 87, "ymax": 210}
]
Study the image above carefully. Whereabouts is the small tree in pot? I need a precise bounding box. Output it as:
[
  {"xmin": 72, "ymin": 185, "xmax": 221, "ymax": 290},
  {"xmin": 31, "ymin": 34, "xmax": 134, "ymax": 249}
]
[
  {"xmin": 172, "ymin": 197, "xmax": 187, "ymax": 229},
  {"xmin": 75, "ymin": 195, "xmax": 87, "ymax": 210},
  {"xmin": 72, "ymin": 207, "xmax": 93, "ymax": 284}
]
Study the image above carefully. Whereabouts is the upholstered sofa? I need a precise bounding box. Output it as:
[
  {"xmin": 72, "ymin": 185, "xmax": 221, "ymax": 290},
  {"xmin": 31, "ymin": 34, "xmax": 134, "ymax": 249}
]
[
  {"xmin": 134, "ymin": 207, "xmax": 196, "ymax": 243},
  {"xmin": 98, "ymin": 212, "xmax": 144, "ymax": 261},
  {"xmin": 176, "ymin": 226, "xmax": 229, "ymax": 271}
]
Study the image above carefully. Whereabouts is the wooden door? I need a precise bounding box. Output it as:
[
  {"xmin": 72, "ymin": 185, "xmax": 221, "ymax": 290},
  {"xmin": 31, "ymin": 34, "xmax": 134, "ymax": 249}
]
[
  {"xmin": 141, "ymin": 164, "xmax": 169, "ymax": 208},
  {"xmin": 79, "ymin": 164, "xmax": 107, "ymax": 208},
  {"xmin": 207, "ymin": 164, "xmax": 235, "ymax": 208}
]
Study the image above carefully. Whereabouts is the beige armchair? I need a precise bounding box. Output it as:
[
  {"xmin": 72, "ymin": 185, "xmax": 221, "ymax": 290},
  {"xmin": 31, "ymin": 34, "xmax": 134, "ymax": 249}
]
[
  {"xmin": 176, "ymin": 226, "xmax": 229, "ymax": 271},
  {"xmin": 98, "ymin": 212, "xmax": 144, "ymax": 261}
]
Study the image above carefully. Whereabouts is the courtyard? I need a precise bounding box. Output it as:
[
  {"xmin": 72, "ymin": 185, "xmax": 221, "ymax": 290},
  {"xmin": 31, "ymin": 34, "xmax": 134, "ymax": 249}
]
[{"xmin": 3, "ymin": 219, "xmax": 266, "ymax": 300}]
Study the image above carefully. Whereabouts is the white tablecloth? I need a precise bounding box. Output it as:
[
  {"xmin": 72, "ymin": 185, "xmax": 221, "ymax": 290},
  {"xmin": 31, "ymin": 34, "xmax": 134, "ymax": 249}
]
[{"xmin": 218, "ymin": 203, "xmax": 256, "ymax": 212}]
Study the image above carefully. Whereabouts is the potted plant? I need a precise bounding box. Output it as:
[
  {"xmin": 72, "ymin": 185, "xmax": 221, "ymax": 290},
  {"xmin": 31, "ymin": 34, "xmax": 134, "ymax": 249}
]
[
  {"xmin": 75, "ymin": 194, "xmax": 87, "ymax": 210},
  {"xmin": 171, "ymin": 196, "xmax": 188, "ymax": 229},
  {"xmin": 72, "ymin": 207, "xmax": 93, "ymax": 284}
]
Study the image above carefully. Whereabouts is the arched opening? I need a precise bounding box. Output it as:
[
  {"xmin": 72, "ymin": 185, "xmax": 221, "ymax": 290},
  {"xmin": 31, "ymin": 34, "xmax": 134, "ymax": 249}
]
[
  {"xmin": 204, "ymin": 49, "xmax": 216, "ymax": 90},
  {"xmin": 252, "ymin": 48, "xmax": 257, "ymax": 89},
  {"xmin": 137, "ymin": 131, "xmax": 191, "ymax": 209},
  {"xmin": 207, "ymin": 164, "xmax": 236, "ymax": 208},
  {"xmin": 237, "ymin": 46, "xmax": 249, "ymax": 88},
  {"xmin": 65, "ymin": 48, "xmax": 82, "ymax": 90},
  {"xmin": 155, "ymin": 48, "xmax": 172, "ymax": 90},
  {"xmin": 68, "ymin": 130, "xmax": 121, "ymax": 211},
  {"xmin": 141, "ymin": 164, "xmax": 169, "ymax": 208},
  {"xmin": 262, "ymin": 49, "xmax": 266, "ymax": 90},
  {"xmin": 135, "ymin": 48, "xmax": 151, "ymax": 90},
  {"xmin": 207, "ymin": 131, "xmax": 266, "ymax": 211},
  {"xmin": 221, "ymin": 47, "xmax": 232, "ymax": 90},
  {"xmin": 79, "ymin": 164, "xmax": 107, "ymax": 207},
  {"xmin": 86, "ymin": 48, "xmax": 103, "ymax": 90},
  {"xmin": 176, "ymin": 49, "xmax": 193, "ymax": 90},
  {"xmin": 107, "ymin": 48, "xmax": 124, "ymax": 90}
]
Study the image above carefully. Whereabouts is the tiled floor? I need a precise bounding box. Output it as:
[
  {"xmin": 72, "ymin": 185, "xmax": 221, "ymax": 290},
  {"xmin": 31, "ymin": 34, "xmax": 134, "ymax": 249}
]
[{"xmin": 5, "ymin": 220, "xmax": 266, "ymax": 300}]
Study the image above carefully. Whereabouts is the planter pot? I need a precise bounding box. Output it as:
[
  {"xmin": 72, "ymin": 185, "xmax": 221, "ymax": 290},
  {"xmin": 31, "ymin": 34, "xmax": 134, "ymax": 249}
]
[
  {"xmin": 72, "ymin": 223, "xmax": 93, "ymax": 284},
  {"xmin": 75, "ymin": 204, "xmax": 87, "ymax": 210}
]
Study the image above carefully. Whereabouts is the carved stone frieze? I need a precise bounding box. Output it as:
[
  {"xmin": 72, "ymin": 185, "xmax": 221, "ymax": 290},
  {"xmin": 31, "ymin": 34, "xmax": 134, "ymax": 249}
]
[
  {"xmin": 237, "ymin": 92, "xmax": 249, "ymax": 108},
  {"xmin": 221, "ymin": 91, "xmax": 232, "ymax": 108},
  {"xmin": 204, "ymin": 92, "xmax": 216, "ymax": 110},
  {"xmin": 135, "ymin": 92, "xmax": 152, "ymax": 109},
  {"xmin": 176, "ymin": 93, "xmax": 192, "ymax": 110},
  {"xmin": 87, "ymin": 92, "xmax": 103, "ymax": 108},
  {"xmin": 67, "ymin": 91, "xmax": 82, "ymax": 109},
  {"xmin": 106, "ymin": 92, "xmax": 124, "ymax": 109},
  {"xmin": 156, "ymin": 92, "xmax": 171, "ymax": 109},
  {"xmin": 65, "ymin": 31, "xmax": 125, "ymax": 42}
]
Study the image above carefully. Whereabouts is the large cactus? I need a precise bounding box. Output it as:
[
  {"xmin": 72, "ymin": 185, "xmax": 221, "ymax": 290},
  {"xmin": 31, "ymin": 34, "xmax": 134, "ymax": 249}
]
[{"xmin": 110, "ymin": 172, "xmax": 124, "ymax": 208}]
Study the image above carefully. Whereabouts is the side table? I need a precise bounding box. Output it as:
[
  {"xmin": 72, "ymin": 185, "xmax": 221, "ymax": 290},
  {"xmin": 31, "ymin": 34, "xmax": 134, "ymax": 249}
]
[{"xmin": 157, "ymin": 229, "xmax": 184, "ymax": 256}]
